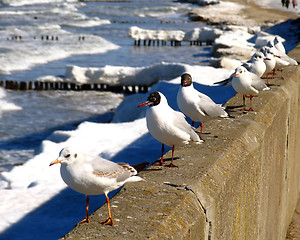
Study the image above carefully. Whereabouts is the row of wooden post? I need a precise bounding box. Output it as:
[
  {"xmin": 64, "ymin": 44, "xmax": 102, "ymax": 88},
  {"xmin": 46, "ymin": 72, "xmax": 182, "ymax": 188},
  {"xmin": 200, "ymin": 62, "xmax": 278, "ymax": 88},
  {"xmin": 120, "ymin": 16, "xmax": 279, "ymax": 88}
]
[
  {"xmin": 7, "ymin": 35, "xmax": 87, "ymax": 41},
  {"xmin": 0, "ymin": 80, "xmax": 149, "ymax": 94},
  {"xmin": 133, "ymin": 39, "xmax": 213, "ymax": 46},
  {"xmin": 134, "ymin": 39, "xmax": 182, "ymax": 47}
]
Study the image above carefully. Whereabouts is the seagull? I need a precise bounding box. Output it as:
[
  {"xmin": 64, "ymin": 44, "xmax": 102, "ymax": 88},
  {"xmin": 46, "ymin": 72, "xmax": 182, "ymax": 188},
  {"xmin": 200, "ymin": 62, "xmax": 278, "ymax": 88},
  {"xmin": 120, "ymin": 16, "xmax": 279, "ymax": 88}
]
[
  {"xmin": 50, "ymin": 147, "xmax": 148, "ymax": 226},
  {"xmin": 262, "ymin": 48, "xmax": 276, "ymax": 84},
  {"xmin": 265, "ymin": 40, "xmax": 297, "ymax": 65},
  {"xmin": 274, "ymin": 36, "xmax": 286, "ymax": 54},
  {"xmin": 242, "ymin": 52, "xmax": 267, "ymax": 78},
  {"xmin": 177, "ymin": 73, "xmax": 229, "ymax": 133},
  {"xmin": 138, "ymin": 91, "xmax": 203, "ymax": 167},
  {"xmin": 231, "ymin": 66, "xmax": 270, "ymax": 111},
  {"xmin": 266, "ymin": 40, "xmax": 297, "ymax": 79},
  {"xmin": 269, "ymin": 46, "xmax": 290, "ymax": 79}
]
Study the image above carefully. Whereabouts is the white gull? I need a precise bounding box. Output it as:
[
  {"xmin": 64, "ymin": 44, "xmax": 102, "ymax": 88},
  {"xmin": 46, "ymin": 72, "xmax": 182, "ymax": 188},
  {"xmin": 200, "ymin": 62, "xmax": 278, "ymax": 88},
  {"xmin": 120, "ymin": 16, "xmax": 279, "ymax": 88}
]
[
  {"xmin": 242, "ymin": 52, "xmax": 267, "ymax": 78},
  {"xmin": 138, "ymin": 91, "xmax": 203, "ymax": 167},
  {"xmin": 50, "ymin": 147, "xmax": 147, "ymax": 226},
  {"xmin": 231, "ymin": 66, "xmax": 270, "ymax": 111},
  {"xmin": 177, "ymin": 73, "xmax": 229, "ymax": 133},
  {"xmin": 274, "ymin": 36, "xmax": 286, "ymax": 54},
  {"xmin": 262, "ymin": 48, "xmax": 276, "ymax": 84}
]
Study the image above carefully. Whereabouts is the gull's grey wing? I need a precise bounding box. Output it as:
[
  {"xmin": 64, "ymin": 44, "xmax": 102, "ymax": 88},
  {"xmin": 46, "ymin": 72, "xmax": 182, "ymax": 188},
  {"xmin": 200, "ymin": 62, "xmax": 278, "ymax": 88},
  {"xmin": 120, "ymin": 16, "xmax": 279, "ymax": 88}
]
[
  {"xmin": 196, "ymin": 92, "xmax": 227, "ymax": 117},
  {"xmin": 172, "ymin": 110, "xmax": 200, "ymax": 142},
  {"xmin": 250, "ymin": 72, "xmax": 269, "ymax": 91}
]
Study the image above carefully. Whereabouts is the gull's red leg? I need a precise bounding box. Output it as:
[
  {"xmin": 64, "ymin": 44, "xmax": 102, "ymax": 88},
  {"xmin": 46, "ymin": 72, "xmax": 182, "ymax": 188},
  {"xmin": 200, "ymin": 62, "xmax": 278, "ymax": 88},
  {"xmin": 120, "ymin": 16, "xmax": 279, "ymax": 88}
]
[
  {"xmin": 240, "ymin": 95, "xmax": 248, "ymax": 111},
  {"xmin": 153, "ymin": 144, "xmax": 164, "ymax": 166},
  {"xmin": 248, "ymin": 95, "xmax": 254, "ymax": 112},
  {"xmin": 165, "ymin": 145, "xmax": 178, "ymax": 168},
  {"xmin": 280, "ymin": 68, "xmax": 284, "ymax": 80},
  {"xmin": 266, "ymin": 72, "xmax": 270, "ymax": 84}
]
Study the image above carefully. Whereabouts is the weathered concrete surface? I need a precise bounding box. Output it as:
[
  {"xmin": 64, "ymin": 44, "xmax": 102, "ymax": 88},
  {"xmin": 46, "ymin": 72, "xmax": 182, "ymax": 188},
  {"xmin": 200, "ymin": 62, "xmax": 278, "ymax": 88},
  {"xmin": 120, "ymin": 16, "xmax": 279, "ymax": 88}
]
[
  {"xmin": 287, "ymin": 199, "xmax": 300, "ymax": 240},
  {"xmin": 60, "ymin": 46, "xmax": 300, "ymax": 239}
]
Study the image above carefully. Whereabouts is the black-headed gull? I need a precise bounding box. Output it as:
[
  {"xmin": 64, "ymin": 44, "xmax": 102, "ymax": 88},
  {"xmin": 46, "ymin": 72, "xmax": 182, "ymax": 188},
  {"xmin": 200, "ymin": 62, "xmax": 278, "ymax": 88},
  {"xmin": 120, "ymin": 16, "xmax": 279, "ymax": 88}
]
[
  {"xmin": 177, "ymin": 73, "xmax": 229, "ymax": 133},
  {"xmin": 242, "ymin": 52, "xmax": 267, "ymax": 78},
  {"xmin": 50, "ymin": 147, "xmax": 148, "ymax": 226},
  {"xmin": 138, "ymin": 91, "xmax": 203, "ymax": 167},
  {"xmin": 232, "ymin": 66, "xmax": 270, "ymax": 111}
]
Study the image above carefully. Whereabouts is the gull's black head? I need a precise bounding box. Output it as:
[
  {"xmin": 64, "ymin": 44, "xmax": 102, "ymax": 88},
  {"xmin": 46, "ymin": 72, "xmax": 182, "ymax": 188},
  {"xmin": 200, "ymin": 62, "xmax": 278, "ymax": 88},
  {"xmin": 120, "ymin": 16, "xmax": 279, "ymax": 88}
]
[
  {"xmin": 180, "ymin": 73, "xmax": 192, "ymax": 87},
  {"xmin": 137, "ymin": 91, "xmax": 161, "ymax": 108},
  {"xmin": 146, "ymin": 91, "xmax": 161, "ymax": 107}
]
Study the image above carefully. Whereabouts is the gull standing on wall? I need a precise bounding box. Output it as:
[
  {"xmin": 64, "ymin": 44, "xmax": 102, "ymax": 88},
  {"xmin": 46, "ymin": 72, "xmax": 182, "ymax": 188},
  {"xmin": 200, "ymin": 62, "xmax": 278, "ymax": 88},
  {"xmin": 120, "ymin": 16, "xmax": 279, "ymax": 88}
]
[
  {"xmin": 242, "ymin": 52, "xmax": 267, "ymax": 78},
  {"xmin": 50, "ymin": 147, "xmax": 148, "ymax": 226},
  {"xmin": 231, "ymin": 66, "xmax": 270, "ymax": 111},
  {"xmin": 138, "ymin": 91, "xmax": 203, "ymax": 167},
  {"xmin": 177, "ymin": 73, "xmax": 229, "ymax": 133},
  {"xmin": 262, "ymin": 48, "xmax": 276, "ymax": 84}
]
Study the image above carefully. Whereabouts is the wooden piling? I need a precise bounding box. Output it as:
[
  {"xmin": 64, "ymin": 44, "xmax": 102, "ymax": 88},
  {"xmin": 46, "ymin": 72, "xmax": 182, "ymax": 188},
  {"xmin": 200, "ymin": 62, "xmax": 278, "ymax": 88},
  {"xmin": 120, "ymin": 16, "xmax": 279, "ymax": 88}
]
[
  {"xmin": 49, "ymin": 82, "xmax": 54, "ymax": 90},
  {"xmin": 20, "ymin": 81, "xmax": 27, "ymax": 90},
  {"xmin": 54, "ymin": 82, "xmax": 59, "ymax": 90},
  {"xmin": 81, "ymin": 84, "xmax": 91, "ymax": 90},
  {"xmin": 0, "ymin": 79, "xmax": 150, "ymax": 94},
  {"xmin": 70, "ymin": 83, "xmax": 76, "ymax": 91},
  {"xmin": 62, "ymin": 82, "xmax": 69, "ymax": 90}
]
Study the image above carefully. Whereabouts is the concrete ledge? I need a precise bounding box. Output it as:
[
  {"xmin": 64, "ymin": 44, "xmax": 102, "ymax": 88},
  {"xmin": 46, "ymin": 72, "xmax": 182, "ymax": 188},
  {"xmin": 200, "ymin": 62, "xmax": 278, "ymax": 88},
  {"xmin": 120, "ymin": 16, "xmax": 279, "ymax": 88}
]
[{"xmin": 61, "ymin": 47, "xmax": 300, "ymax": 239}]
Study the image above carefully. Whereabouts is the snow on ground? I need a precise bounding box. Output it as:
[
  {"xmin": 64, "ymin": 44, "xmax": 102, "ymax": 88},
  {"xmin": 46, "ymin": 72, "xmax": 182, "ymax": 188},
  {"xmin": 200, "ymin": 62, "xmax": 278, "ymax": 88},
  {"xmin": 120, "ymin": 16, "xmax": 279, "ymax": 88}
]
[{"xmin": 128, "ymin": 25, "xmax": 223, "ymax": 43}]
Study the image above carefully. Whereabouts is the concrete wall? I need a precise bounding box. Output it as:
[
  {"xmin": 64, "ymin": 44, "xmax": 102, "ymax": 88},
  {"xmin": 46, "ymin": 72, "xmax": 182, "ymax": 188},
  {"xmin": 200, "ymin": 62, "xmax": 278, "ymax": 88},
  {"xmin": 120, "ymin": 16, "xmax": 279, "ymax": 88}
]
[{"xmin": 61, "ymin": 47, "xmax": 300, "ymax": 240}]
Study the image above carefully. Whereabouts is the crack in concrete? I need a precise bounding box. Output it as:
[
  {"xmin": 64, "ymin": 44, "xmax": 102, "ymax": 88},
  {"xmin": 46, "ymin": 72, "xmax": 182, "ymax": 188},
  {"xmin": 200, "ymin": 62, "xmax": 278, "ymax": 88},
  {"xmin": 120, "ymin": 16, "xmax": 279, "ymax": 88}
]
[
  {"xmin": 163, "ymin": 182, "xmax": 213, "ymax": 239},
  {"xmin": 185, "ymin": 186, "xmax": 213, "ymax": 240}
]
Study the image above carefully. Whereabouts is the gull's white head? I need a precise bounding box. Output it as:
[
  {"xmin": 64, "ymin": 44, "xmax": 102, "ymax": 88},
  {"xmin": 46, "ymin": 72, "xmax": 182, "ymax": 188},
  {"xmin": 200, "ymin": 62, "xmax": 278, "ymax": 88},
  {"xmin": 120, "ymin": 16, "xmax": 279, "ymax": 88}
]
[
  {"xmin": 252, "ymin": 52, "xmax": 264, "ymax": 62},
  {"xmin": 233, "ymin": 66, "xmax": 247, "ymax": 77},
  {"xmin": 49, "ymin": 147, "xmax": 78, "ymax": 166}
]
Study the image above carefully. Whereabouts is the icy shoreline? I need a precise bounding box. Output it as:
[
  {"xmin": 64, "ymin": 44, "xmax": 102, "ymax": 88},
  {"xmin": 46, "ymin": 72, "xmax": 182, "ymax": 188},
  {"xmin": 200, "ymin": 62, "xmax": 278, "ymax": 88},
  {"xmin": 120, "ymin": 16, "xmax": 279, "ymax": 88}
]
[{"xmin": 36, "ymin": 21, "xmax": 296, "ymax": 88}]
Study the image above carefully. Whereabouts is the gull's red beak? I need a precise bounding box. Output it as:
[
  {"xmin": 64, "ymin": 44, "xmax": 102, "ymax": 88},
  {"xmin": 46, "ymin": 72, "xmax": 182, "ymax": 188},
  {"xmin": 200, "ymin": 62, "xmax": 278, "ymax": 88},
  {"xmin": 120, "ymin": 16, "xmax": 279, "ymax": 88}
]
[
  {"xmin": 49, "ymin": 158, "xmax": 63, "ymax": 166},
  {"xmin": 137, "ymin": 101, "xmax": 150, "ymax": 107},
  {"xmin": 233, "ymin": 73, "xmax": 238, "ymax": 77},
  {"xmin": 264, "ymin": 57, "xmax": 271, "ymax": 61}
]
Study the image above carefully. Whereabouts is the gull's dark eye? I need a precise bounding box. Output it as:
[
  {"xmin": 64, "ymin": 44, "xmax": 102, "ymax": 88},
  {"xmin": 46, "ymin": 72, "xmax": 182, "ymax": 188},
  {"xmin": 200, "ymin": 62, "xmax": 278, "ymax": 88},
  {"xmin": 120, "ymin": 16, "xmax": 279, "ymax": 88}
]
[
  {"xmin": 65, "ymin": 154, "xmax": 70, "ymax": 158},
  {"xmin": 74, "ymin": 154, "xmax": 77, "ymax": 158}
]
